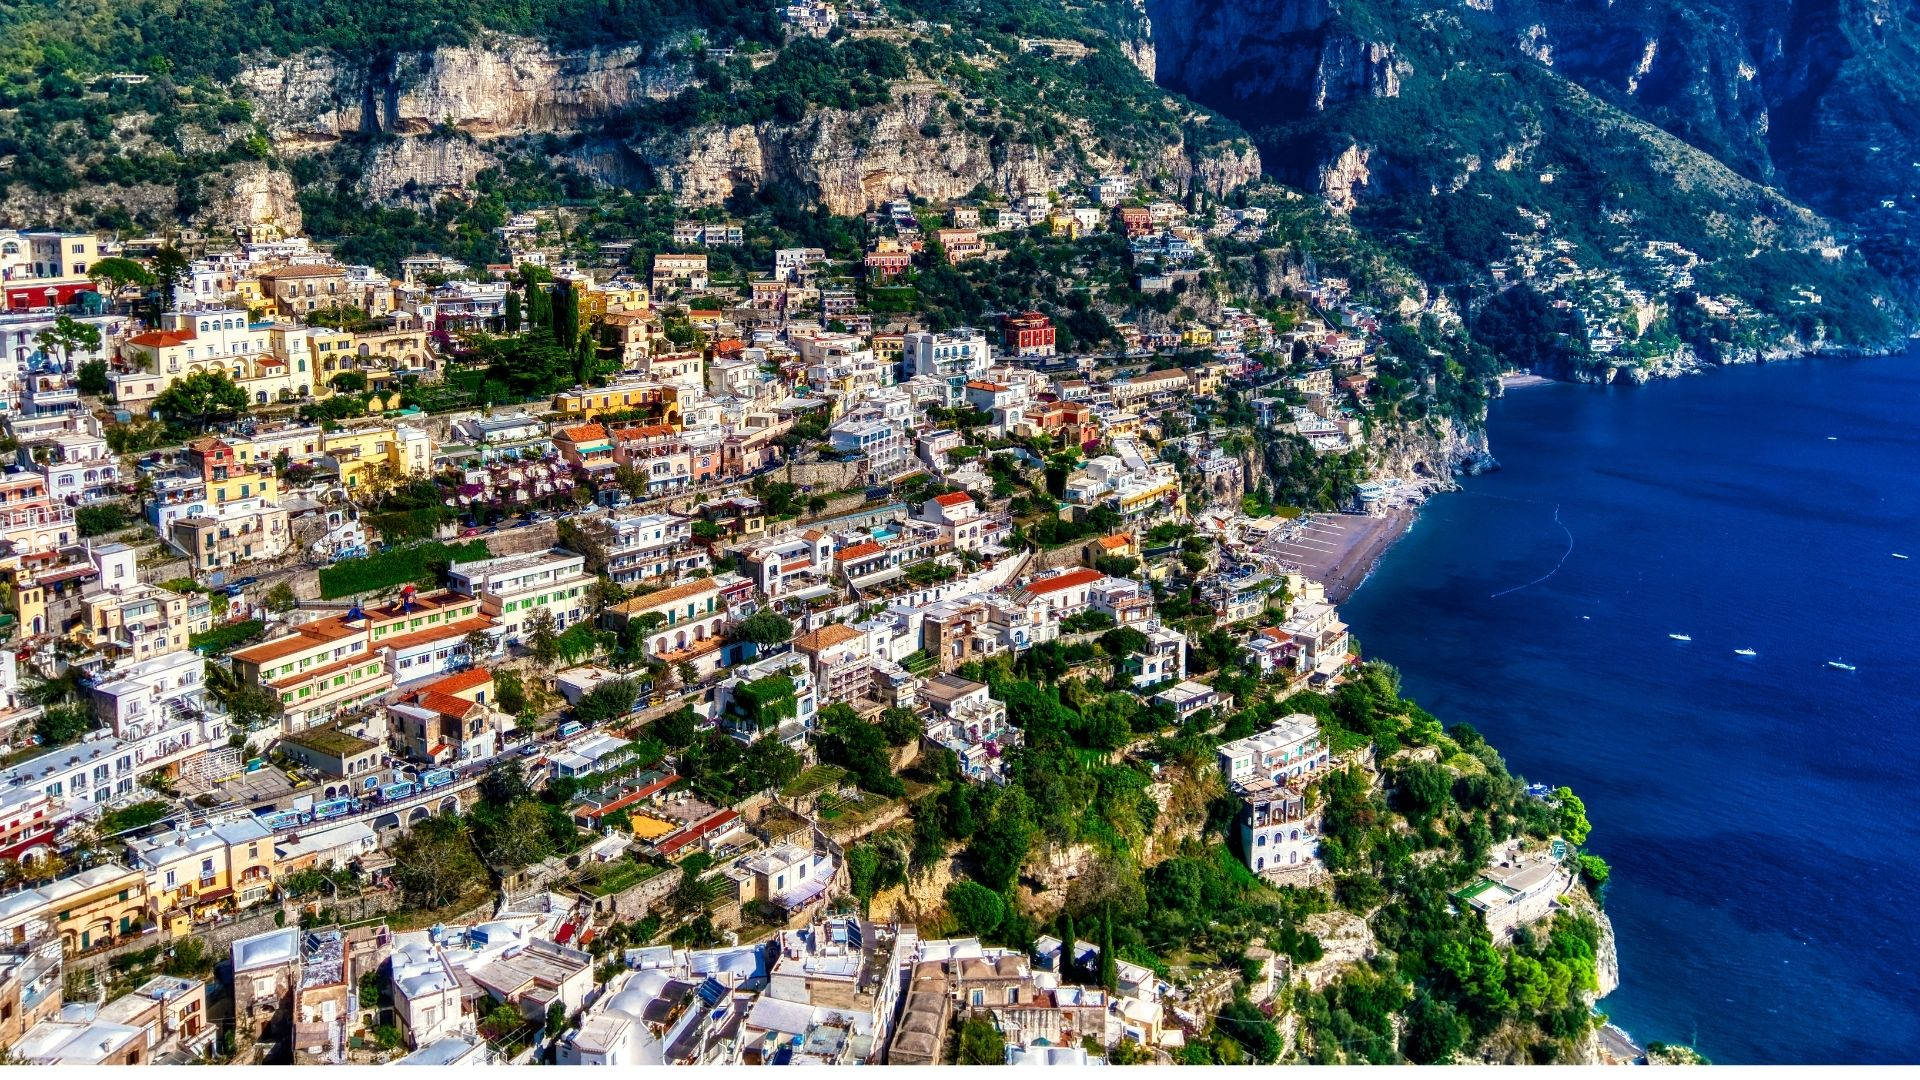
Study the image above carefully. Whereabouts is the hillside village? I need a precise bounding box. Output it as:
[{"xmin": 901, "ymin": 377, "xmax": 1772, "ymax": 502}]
[{"xmin": 0, "ymin": 161, "xmax": 1615, "ymax": 1066}]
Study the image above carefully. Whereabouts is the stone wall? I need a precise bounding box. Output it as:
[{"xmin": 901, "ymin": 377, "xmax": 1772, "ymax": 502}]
[
  {"xmin": 581, "ymin": 864, "xmax": 684, "ymax": 921},
  {"xmin": 484, "ymin": 519, "xmax": 561, "ymax": 557},
  {"xmin": 780, "ymin": 458, "xmax": 869, "ymax": 492}
]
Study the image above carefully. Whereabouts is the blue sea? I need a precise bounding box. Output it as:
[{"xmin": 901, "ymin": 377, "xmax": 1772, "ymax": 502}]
[{"xmin": 1341, "ymin": 354, "xmax": 1920, "ymax": 1064}]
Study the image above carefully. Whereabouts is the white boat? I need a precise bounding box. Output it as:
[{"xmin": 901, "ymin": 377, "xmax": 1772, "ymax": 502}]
[
  {"xmin": 1734, "ymin": 648, "xmax": 1757, "ymax": 657},
  {"xmin": 1669, "ymin": 633, "xmax": 1692, "ymax": 642},
  {"xmin": 1894, "ymin": 553, "xmax": 1910, "ymax": 560},
  {"xmin": 1826, "ymin": 659, "xmax": 1857, "ymax": 672}
]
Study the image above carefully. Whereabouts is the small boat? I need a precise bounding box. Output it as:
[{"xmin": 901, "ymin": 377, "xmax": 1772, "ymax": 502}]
[
  {"xmin": 1894, "ymin": 553, "xmax": 1910, "ymax": 560},
  {"xmin": 1669, "ymin": 633, "xmax": 1692, "ymax": 642},
  {"xmin": 1826, "ymin": 659, "xmax": 1857, "ymax": 672},
  {"xmin": 1827, "ymin": 436, "xmax": 1838, "ymax": 441},
  {"xmin": 1734, "ymin": 648, "xmax": 1757, "ymax": 657}
]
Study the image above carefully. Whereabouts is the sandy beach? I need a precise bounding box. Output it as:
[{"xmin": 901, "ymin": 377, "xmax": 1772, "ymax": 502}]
[
  {"xmin": 1500, "ymin": 372, "xmax": 1557, "ymax": 389},
  {"xmin": 1263, "ymin": 509, "xmax": 1416, "ymax": 604}
]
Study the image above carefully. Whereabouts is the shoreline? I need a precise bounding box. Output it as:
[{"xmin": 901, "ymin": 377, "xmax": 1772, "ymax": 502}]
[{"xmin": 1323, "ymin": 505, "xmax": 1416, "ymax": 604}]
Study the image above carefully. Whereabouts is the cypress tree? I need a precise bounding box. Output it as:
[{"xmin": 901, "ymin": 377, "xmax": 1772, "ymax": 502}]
[
  {"xmin": 504, "ymin": 291, "xmax": 521, "ymax": 333},
  {"xmin": 1099, "ymin": 903, "xmax": 1117, "ymax": 990},
  {"xmin": 1058, "ymin": 911, "xmax": 1077, "ymax": 982},
  {"xmin": 552, "ymin": 281, "xmax": 579, "ymax": 350}
]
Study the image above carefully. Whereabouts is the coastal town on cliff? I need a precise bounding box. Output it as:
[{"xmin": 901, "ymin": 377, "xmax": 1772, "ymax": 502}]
[{"xmin": 5, "ymin": 0, "xmax": 1911, "ymax": 1066}]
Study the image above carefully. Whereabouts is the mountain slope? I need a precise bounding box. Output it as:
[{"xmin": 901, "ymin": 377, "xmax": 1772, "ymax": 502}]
[
  {"xmin": 1145, "ymin": 0, "xmax": 1911, "ymax": 373},
  {"xmin": 1480, "ymin": 0, "xmax": 1920, "ymax": 280}
]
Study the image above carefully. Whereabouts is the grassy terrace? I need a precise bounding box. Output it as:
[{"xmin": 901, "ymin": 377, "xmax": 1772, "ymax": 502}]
[
  {"xmin": 780, "ymin": 764, "xmax": 848, "ymax": 799},
  {"xmin": 190, "ymin": 618, "xmax": 265, "ymax": 654},
  {"xmin": 318, "ymin": 540, "xmax": 492, "ymax": 600},
  {"xmin": 576, "ymin": 856, "xmax": 667, "ymax": 897}
]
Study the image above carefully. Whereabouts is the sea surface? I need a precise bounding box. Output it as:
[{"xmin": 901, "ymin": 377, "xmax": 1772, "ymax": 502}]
[{"xmin": 1341, "ymin": 353, "xmax": 1920, "ymax": 1064}]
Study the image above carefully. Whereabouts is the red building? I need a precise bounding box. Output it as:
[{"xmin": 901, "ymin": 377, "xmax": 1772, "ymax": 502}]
[
  {"xmin": 864, "ymin": 249, "xmax": 912, "ymax": 279},
  {"xmin": 1116, "ymin": 207, "xmax": 1153, "ymax": 238},
  {"xmin": 4, "ymin": 279, "xmax": 98, "ymax": 312},
  {"xmin": 1001, "ymin": 311, "xmax": 1057, "ymax": 357}
]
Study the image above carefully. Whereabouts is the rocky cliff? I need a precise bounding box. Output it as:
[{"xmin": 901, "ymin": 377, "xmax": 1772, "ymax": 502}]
[
  {"xmin": 237, "ymin": 34, "xmax": 1259, "ymax": 213},
  {"xmin": 1146, "ymin": 0, "xmax": 1403, "ymax": 121},
  {"xmin": 1483, "ymin": 0, "xmax": 1920, "ymax": 280},
  {"xmin": 636, "ymin": 91, "xmax": 1260, "ymax": 216},
  {"xmin": 236, "ymin": 36, "xmax": 692, "ymax": 143}
]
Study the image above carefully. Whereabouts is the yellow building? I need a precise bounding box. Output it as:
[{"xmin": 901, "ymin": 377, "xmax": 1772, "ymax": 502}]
[
  {"xmin": 0, "ymin": 864, "xmax": 149, "ymax": 953},
  {"xmin": 553, "ymin": 379, "xmax": 683, "ymax": 426},
  {"xmin": 1180, "ymin": 326, "xmax": 1215, "ymax": 347},
  {"xmin": 127, "ymin": 817, "xmax": 279, "ymax": 926},
  {"xmin": 319, "ymin": 423, "xmax": 435, "ymax": 491}
]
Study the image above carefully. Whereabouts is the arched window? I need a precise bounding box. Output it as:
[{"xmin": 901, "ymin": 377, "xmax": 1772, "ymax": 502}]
[{"xmin": 1255, "ymin": 857, "xmax": 1264, "ymax": 870}]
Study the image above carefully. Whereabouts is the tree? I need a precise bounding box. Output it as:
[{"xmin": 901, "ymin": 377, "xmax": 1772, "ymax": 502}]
[
  {"xmin": 730, "ymin": 608, "xmax": 793, "ymax": 648},
  {"xmin": 86, "ymin": 256, "xmax": 155, "ymax": 295},
  {"xmin": 1393, "ymin": 761, "xmax": 1452, "ymax": 823},
  {"xmin": 573, "ymin": 678, "xmax": 639, "ymax": 727},
  {"xmin": 1098, "ymin": 904, "xmax": 1117, "ymax": 989},
  {"xmin": 391, "ymin": 815, "xmax": 486, "ymax": 908},
  {"xmin": 1401, "ymin": 991, "xmax": 1469, "ymax": 1064},
  {"xmin": 264, "ymin": 582, "xmax": 298, "ymax": 613},
  {"xmin": 654, "ymin": 705, "xmax": 700, "ymax": 748},
  {"xmin": 76, "ymin": 359, "xmax": 111, "ymax": 395},
  {"xmin": 329, "ymin": 371, "xmax": 368, "ymax": 393},
  {"xmin": 1215, "ymin": 998, "xmax": 1281, "ymax": 1064},
  {"xmin": 945, "ymin": 880, "xmax": 1006, "ymax": 937},
  {"xmin": 495, "ymin": 670, "xmax": 528, "ymax": 716},
  {"xmin": 1094, "ymin": 555, "xmax": 1139, "ymax": 579},
  {"xmin": 36, "ymin": 315, "xmax": 101, "ymax": 370},
  {"xmin": 461, "ymin": 626, "xmax": 495, "ymax": 664},
  {"xmin": 1551, "ymin": 786, "xmax": 1592, "ymax": 845},
  {"xmin": 742, "ymin": 736, "xmax": 803, "ymax": 793},
  {"xmin": 150, "ymin": 247, "xmax": 191, "ymax": 311},
  {"xmin": 552, "ymin": 281, "xmax": 580, "ymax": 350},
  {"xmin": 483, "ymin": 799, "xmax": 556, "ymax": 871},
  {"xmin": 503, "ymin": 290, "xmax": 522, "ymax": 333},
  {"xmin": 955, "ymin": 1015, "xmax": 1006, "ymax": 1065},
  {"xmin": 526, "ymin": 609, "xmax": 560, "ymax": 666},
  {"xmin": 153, "ymin": 371, "xmax": 248, "ymax": 432}
]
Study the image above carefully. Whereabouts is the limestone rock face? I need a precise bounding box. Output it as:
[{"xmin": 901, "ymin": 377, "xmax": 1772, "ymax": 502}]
[
  {"xmin": 238, "ymin": 38, "xmax": 1259, "ymax": 210},
  {"xmin": 1317, "ymin": 144, "xmax": 1371, "ymax": 214},
  {"xmin": 236, "ymin": 37, "xmax": 692, "ymax": 141}
]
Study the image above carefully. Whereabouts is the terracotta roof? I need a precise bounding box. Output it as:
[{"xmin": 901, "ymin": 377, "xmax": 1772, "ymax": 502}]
[
  {"xmin": 232, "ymin": 616, "xmax": 360, "ymax": 664},
  {"xmin": 377, "ymin": 616, "xmax": 496, "ymax": 655},
  {"xmin": 258, "ymin": 264, "xmax": 344, "ymax": 279},
  {"xmin": 1021, "ymin": 568, "xmax": 1104, "ymax": 596},
  {"xmin": 793, "ymin": 623, "xmax": 862, "ymax": 652},
  {"xmin": 560, "ymin": 424, "xmax": 609, "ymax": 443},
  {"xmin": 1096, "ymin": 533, "xmax": 1133, "ymax": 550},
  {"xmin": 609, "ymin": 424, "xmax": 676, "ymax": 441},
  {"xmin": 186, "ymin": 436, "xmax": 229, "ymax": 453},
  {"xmin": 366, "ymin": 589, "xmax": 471, "ymax": 622},
  {"xmin": 421, "ymin": 667, "xmax": 493, "ymax": 696},
  {"xmin": 833, "ymin": 541, "xmax": 884, "ymax": 562},
  {"xmin": 127, "ymin": 330, "xmax": 194, "ymax": 348},
  {"xmin": 412, "ymin": 690, "xmax": 477, "ymax": 719},
  {"xmin": 965, "ymin": 381, "xmax": 1008, "ymax": 392},
  {"xmin": 611, "ymin": 577, "xmax": 719, "ymax": 614},
  {"xmin": 933, "ymin": 492, "xmax": 974, "ymax": 507}
]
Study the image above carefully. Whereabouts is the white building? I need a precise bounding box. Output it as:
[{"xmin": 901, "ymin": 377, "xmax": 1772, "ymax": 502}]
[
  {"xmin": 903, "ymin": 329, "xmax": 991, "ymax": 408},
  {"xmin": 448, "ymin": 548, "xmax": 593, "ymax": 645}
]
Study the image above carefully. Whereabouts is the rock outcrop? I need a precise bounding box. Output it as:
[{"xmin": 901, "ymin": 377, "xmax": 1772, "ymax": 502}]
[
  {"xmin": 237, "ymin": 36, "xmax": 1259, "ymax": 211},
  {"xmin": 1145, "ymin": 0, "xmax": 1402, "ymax": 118},
  {"xmin": 236, "ymin": 37, "xmax": 692, "ymax": 142}
]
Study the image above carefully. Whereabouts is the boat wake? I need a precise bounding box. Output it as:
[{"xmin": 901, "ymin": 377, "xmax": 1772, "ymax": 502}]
[{"xmin": 1491, "ymin": 504, "xmax": 1575, "ymax": 599}]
